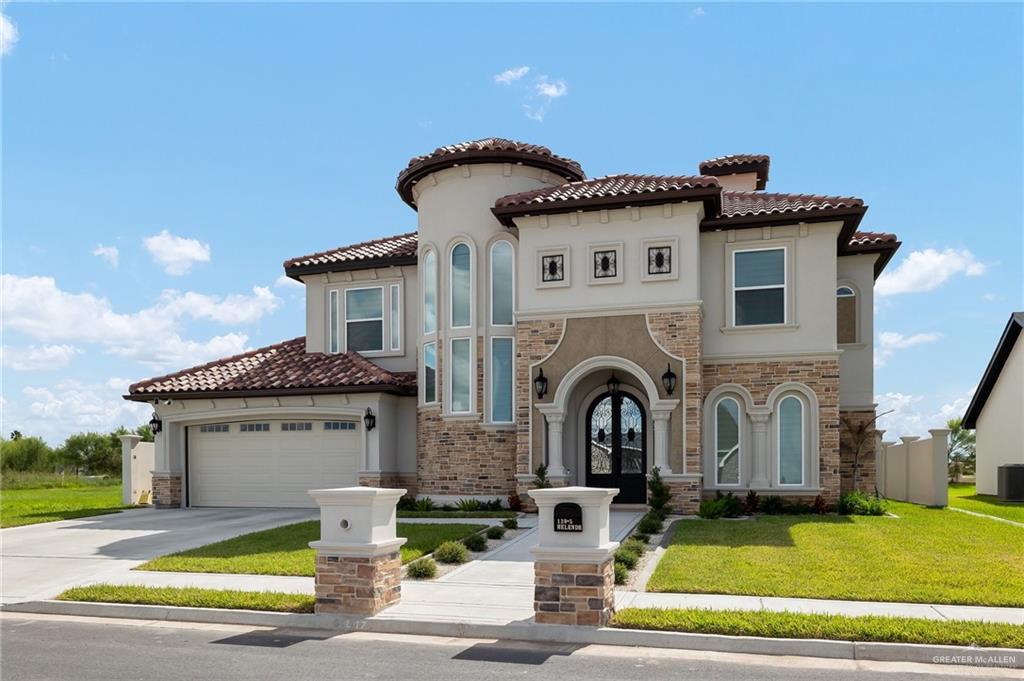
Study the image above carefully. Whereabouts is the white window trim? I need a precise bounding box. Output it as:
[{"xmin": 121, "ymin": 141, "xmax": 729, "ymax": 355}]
[
  {"xmin": 732, "ymin": 246, "xmax": 788, "ymax": 327},
  {"xmin": 536, "ymin": 245, "xmax": 571, "ymax": 289},
  {"xmin": 488, "ymin": 336, "xmax": 515, "ymax": 424},
  {"xmin": 776, "ymin": 395, "xmax": 805, "ymax": 487},
  {"xmin": 836, "ymin": 280, "xmax": 859, "ymax": 346},
  {"xmin": 390, "ymin": 284, "xmax": 402, "ymax": 352},
  {"xmin": 715, "ymin": 397, "xmax": 742, "ymax": 487},
  {"xmin": 489, "ymin": 240, "xmax": 515, "ymax": 327},
  {"xmin": 640, "ymin": 236, "xmax": 680, "ymax": 282},
  {"xmin": 449, "ymin": 242, "xmax": 473, "ymax": 330},
  {"xmin": 448, "ymin": 336, "xmax": 474, "ymax": 415},
  {"xmin": 422, "ymin": 341, "xmax": 438, "ymax": 406},
  {"xmin": 422, "ymin": 249, "xmax": 437, "ymax": 336},
  {"xmin": 587, "ymin": 241, "xmax": 625, "ymax": 286},
  {"xmin": 344, "ymin": 285, "xmax": 385, "ymax": 354},
  {"xmin": 329, "ymin": 290, "xmax": 340, "ymax": 353}
]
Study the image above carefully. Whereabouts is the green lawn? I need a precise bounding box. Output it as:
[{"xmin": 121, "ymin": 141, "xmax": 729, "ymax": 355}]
[
  {"xmin": 612, "ymin": 608, "xmax": 1024, "ymax": 649},
  {"xmin": 950, "ymin": 483, "xmax": 1024, "ymax": 524},
  {"xmin": 648, "ymin": 501, "xmax": 1024, "ymax": 607},
  {"xmin": 398, "ymin": 510, "xmax": 515, "ymax": 519},
  {"xmin": 59, "ymin": 584, "xmax": 314, "ymax": 613},
  {"xmin": 137, "ymin": 520, "xmax": 486, "ymax": 575},
  {"xmin": 0, "ymin": 483, "xmax": 131, "ymax": 528}
]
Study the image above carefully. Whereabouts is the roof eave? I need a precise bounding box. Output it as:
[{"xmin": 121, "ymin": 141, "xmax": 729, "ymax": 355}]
[
  {"xmin": 492, "ymin": 187, "xmax": 723, "ymax": 227},
  {"xmin": 284, "ymin": 255, "xmax": 419, "ymax": 280},
  {"xmin": 702, "ymin": 206, "xmax": 867, "ymax": 258},
  {"xmin": 842, "ymin": 240, "xmax": 902, "ymax": 278},
  {"xmin": 124, "ymin": 383, "xmax": 416, "ymax": 403},
  {"xmin": 962, "ymin": 314, "xmax": 1024, "ymax": 429}
]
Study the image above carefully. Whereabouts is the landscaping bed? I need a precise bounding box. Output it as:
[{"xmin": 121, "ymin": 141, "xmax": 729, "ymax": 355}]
[
  {"xmin": 58, "ymin": 584, "xmax": 314, "ymax": 613},
  {"xmin": 136, "ymin": 521, "xmax": 486, "ymax": 576},
  {"xmin": 397, "ymin": 510, "xmax": 515, "ymax": 519},
  {"xmin": 648, "ymin": 500, "xmax": 1024, "ymax": 607},
  {"xmin": 0, "ymin": 482, "xmax": 132, "ymax": 528},
  {"xmin": 612, "ymin": 607, "xmax": 1024, "ymax": 649},
  {"xmin": 950, "ymin": 483, "xmax": 1024, "ymax": 524}
]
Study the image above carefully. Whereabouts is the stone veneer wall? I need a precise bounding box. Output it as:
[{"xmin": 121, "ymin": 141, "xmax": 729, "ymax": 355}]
[
  {"xmin": 314, "ymin": 551, "xmax": 402, "ymax": 615},
  {"xmin": 702, "ymin": 358, "xmax": 842, "ymax": 503},
  {"xmin": 358, "ymin": 473, "xmax": 418, "ymax": 497},
  {"xmin": 514, "ymin": 319, "xmax": 566, "ymax": 504},
  {"xmin": 151, "ymin": 473, "xmax": 181, "ymax": 508},
  {"xmin": 839, "ymin": 408, "xmax": 878, "ymax": 495},
  {"xmin": 534, "ymin": 557, "xmax": 615, "ymax": 626}
]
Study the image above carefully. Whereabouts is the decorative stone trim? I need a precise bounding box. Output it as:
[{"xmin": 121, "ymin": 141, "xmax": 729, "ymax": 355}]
[
  {"xmin": 515, "ymin": 319, "xmax": 566, "ymax": 481},
  {"xmin": 646, "ymin": 309, "xmax": 704, "ymax": 475},
  {"xmin": 314, "ymin": 551, "xmax": 402, "ymax": 615},
  {"xmin": 151, "ymin": 473, "xmax": 182, "ymax": 508},
  {"xmin": 534, "ymin": 558, "xmax": 615, "ymax": 626}
]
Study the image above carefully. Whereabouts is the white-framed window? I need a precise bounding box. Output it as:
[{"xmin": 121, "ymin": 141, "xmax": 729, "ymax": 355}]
[
  {"xmin": 836, "ymin": 285, "xmax": 857, "ymax": 344},
  {"xmin": 423, "ymin": 341, "xmax": 438, "ymax": 404},
  {"xmin": 640, "ymin": 237, "xmax": 680, "ymax": 282},
  {"xmin": 329, "ymin": 289, "xmax": 340, "ymax": 353},
  {"xmin": 449, "ymin": 337, "xmax": 472, "ymax": 413},
  {"xmin": 714, "ymin": 397, "xmax": 741, "ymax": 486},
  {"xmin": 281, "ymin": 422, "xmax": 313, "ymax": 432},
  {"xmin": 489, "ymin": 337, "xmax": 514, "ymax": 423},
  {"xmin": 199, "ymin": 423, "xmax": 229, "ymax": 433},
  {"xmin": 733, "ymin": 247, "xmax": 786, "ymax": 326},
  {"xmin": 423, "ymin": 250, "xmax": 437, "ymax": 335},
  {"xmin": 240, "ymin": 423, "xmax": 270, "ymax": 433},
  {"xmin": 777, "ymin": 396, "xmax": 804, "ymax": 486},
  {"xmin": 490, "ymin": 240, "xmax": 514, "ymax": 326},
  {"xmin": 536, "ymin": 245, "xmax": 571, "ymax": 289},
  {"xmin": 450, "ymin": 243, "xmax": 472, "ymax": 329},
  {"xmin": 587, "ymin": 242, "xmax": 624, "ymax": 285},
  {"xmin": 390, "ymin": 284, "xmax": 402, "ymax": 351},
  {"xmin": 324, "ymin": 421, "xmax": 357, "ymax": 431},
  {"xmin": 345, "ymin": 287, "xmax": 384, "ymax": 353}
]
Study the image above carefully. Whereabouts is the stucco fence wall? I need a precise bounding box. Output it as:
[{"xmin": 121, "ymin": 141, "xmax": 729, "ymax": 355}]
[
  {"xmin": 120, "ymin": 434, "xmax": 155, "ymax": 505},
  {"xmin": 877, "ymin": 429, "xmax": 949, "ymax": 507}
]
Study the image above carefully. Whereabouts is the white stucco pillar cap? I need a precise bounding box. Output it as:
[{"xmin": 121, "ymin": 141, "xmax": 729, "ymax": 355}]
[
  {"xmin": 527, "ymin": 487, "xmax": 619, "ymax": 562},
  {"xmin": 308, "ymin": 487, "xmax": 407, "ymax": 557}
]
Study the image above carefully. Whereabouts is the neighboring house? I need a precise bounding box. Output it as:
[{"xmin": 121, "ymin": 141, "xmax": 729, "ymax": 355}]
[
  {"xmin": 126, "ymin": 138, "xmax": 900, "ymax": 512},
  {"xmin": 962, "ymin": 312, "xmax": 1024, "ymax": 496}
]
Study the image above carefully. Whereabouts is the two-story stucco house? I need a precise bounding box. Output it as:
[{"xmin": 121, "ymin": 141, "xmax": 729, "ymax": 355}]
[{"xmin": 126, "ymin": 138, "xmax": 900, "ymax": 512}]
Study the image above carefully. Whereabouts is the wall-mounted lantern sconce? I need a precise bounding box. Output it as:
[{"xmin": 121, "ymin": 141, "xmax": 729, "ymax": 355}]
[
  {"xmin": 148, "ymin": 412, "xmax": 163, "ymax": 434},
  {"xmin": 363, "ymin": 407, "xmax": 376, "ymax": 431},
  {"xmin": 661, "ymin": 364, "xmax": 677, "ymax": 395},
  {"xmin": 533, "ymin": 369, "xmax": 548, "ymax": 399},
  {"xmin": 606, "ymin": 373, "xmax": 621, "ymax": 397}
]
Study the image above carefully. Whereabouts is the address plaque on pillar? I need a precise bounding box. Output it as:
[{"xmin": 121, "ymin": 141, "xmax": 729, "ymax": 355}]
[{"xmin": 553, "ymin": 502, "xmax": 583, "ymax": 532}]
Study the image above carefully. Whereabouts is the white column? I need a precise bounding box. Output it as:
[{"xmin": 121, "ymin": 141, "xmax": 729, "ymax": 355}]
[
  {"xmin": 749, "ymin": 412, "xmax": 770, "ymax": 488},
  {"xmin": 120, "ymin": 435, "xmax": 141, "ymax": 505},
  {"xmin": 546, "ymin": 414, "xmax": 566, "ymax": 476},
  {"xmin": 652, "ymin": 411, "xmax": 672, "ymax": 474}
]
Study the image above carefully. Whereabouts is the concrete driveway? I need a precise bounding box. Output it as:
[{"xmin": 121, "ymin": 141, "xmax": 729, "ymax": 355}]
[{"xmin": 0, "ymin": 507, "xmax": 317, "ymax": 604}]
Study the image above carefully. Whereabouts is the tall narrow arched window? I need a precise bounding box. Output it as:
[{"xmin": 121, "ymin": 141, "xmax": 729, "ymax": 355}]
[
  {"xmin": 490, "ymin": 241, "xmax": 514, "ymax": 326},
  {"xmin": 715, "ymin": 397, "xmax": 741, "ymax": 486},
  {"xmin": 836, "ymin": 286, "xmax": 856, "ymax": 344},
  {"xmin": 778, "ymin": 396, "xmax": 804, "ymax": 486},
  {"xmin": 422, "ymin": 250, "xmax": 437, "ymax": 335},
  {"xmin": 450, "ymin": 243, "xmax": 471, "ymax": 329}
]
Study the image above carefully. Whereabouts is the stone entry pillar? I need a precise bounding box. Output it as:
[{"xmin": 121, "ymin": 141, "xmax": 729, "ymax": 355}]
[
  {"xmin": 308, "ymin": 487, "xmax": 407, "ymax": 615},
  {"xmin": 528, "ymin": 487, "xmax": 618, "ymax": 626}
]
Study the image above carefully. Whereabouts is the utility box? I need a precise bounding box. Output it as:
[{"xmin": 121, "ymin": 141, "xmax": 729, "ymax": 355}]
[{"xmin": 997, "ymin": 464, "xmax": 1024, "ymax": 502}]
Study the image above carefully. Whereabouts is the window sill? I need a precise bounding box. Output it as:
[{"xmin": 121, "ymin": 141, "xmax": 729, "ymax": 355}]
[
  {"xmin": 719, "ymin": 323, "xmax": 800, "ymax": 335},
  {"xmin": 418, "ymin": 403, "xmax": 441, "ymax": 412},
  {"xmin": 481, "ymin": 422, "xmax": 516, "ymax": 432},
  {"xmin": 838, "ymin": 342, "xmax": 867, "ymax": 350},
  {"xmin": 443, "ymin": 412, "xmax": 481, "ymax": 422},
  {"xmin": 704, "ymin": 485, "xmax": 824, "ymax": 495}
]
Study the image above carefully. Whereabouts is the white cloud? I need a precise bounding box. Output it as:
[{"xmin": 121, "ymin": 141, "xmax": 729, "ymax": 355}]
[
  {"xmin": 1, "ymin": 12, "xmax": 19, "ymax": 56},
  {"xmin": 494, "ymin": 65, "xmax": 530, "ymax": 85},
  {"xmin": 875, "ymin": 390, "xmax": 973, "ymax": 440},
  {"xmin": 143, "ymin": 230, "xmax": 211, "ymax": 275},
  {"xmin": 523, "ymin": 75, "xmax": 569, "ymax": 123},
  {"xmin": 691, "ymin": 7, "xmax": 706, "ymax": 18},
  {"xmin": 275, "ymin": 274, "xmax": 304, "ymax": 290},
  {"xmin": 534, "ymin": 77, "xmax": 567, "ymax": 99},
  {"xmin": 876, "ymin": 248, "xmax": 986, "ymax": 296},
  {"xmin": 12, "ymin": 379, "xmax": 154, "ymax": 445},
  {"xmin": 874, "ymin": 331, "xmax": 942, "ymax": 368},
  {"xmin": 1, "ymin": 274, "xmax": 262, "ymax": 369},
  {"xmin": 1, "ymin": 344, "xmax": 81, "ymax": 371},
  {"xmin": 982, "ymin": 293, "xmax": 997, "ymax": 302},
  {"xmin": 92, "ymin": 245, "xmax": 119, "ymax": 268}
]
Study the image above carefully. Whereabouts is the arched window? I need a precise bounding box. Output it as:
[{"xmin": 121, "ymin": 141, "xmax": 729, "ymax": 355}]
[
  {"xmin": 422, "ymin": 250, "xmax": 437, "ymax": 335},
  {"xmin": 715, "ymin": 397, "xmax": 741, "ymax": 486},
  {"xmin": 490, "ymin": 241, "xmax": 514, "ymax": 326},
  {"xmin": 836, "ymin": 285, "xmax": 856, "ymax": 344},
  {"xmin": 778, "ymin": 396, "xmax": 804, "ymax": 485},
  {"xmin": 450, "ymin": 243, "xmax": 471, "ymax": 329}
]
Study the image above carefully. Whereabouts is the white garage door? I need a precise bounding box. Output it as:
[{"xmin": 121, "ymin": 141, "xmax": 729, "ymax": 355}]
[{"xmin": 188, "ymin": 419, "xmax": 361, "ymax": 508}]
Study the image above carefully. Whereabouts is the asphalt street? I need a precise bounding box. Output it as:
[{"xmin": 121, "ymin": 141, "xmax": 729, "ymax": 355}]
[{"xmin": 0, "ymin": 614, "xmax": 1017, "ymax": 681}]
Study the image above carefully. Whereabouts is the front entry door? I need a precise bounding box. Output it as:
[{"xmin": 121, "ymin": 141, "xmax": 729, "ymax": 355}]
[{"xmin": 585, "ymin": 392, "xmax": 647, "ymax": 503}]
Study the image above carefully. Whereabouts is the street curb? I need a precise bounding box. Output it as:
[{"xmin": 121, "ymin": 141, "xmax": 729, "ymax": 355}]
[{"xmin": 4, "ymin": 600, "xmax": 1021, "ymax": 668}]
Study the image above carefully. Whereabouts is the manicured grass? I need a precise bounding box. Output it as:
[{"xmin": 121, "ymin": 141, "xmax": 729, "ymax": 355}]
[
  {"xmin": 612, "ymin": 608, "xmax": 1024, "ymax": 649},
  {"xmin": 0, "ymin": 472, "xmax": 116, "ymax": 490},
  {"xmin": 950, "ymin": 483, "xmax": 1024, "ymax": 524},
  {"xmin": 648, "ymin": 501, "xmax": 1024, "ymax": 607},
  {"xmin": 137, "ymin": 521, "xmax": 486, "ymax": 576},
  {"xmin": 397, "ymin": 510, "xmax": 515, "ymax": 519},
  {"xmin": 58, "ymin": 584, "xmax": 314, "ymax": 613},
  {"xmin": 0, "ymin": 483, "xmax": 131, "ymax": 528}
]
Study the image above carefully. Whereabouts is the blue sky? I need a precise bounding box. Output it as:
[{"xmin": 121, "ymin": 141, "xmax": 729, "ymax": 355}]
[{"xmin": 2, "ymin": 2, "xmax": 1021, "ymax": 444}]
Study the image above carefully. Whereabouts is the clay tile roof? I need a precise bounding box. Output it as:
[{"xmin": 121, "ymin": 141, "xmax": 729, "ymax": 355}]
[
  {"xmin": 283, "ymin": 232, "xmax": 418, "ymax": 278},
  {"xmin": 720, "ymin": 190, "xmax": 864, "ymax": 218},
  {"xmin": 396, "ymin": 138, "xmax": 585, "ymax": 207},
  {"xmin": 699, "ymin": 155, "xmax": 771, "ymax": 189},
  {"xmin": 126, "ymin": 337, "xmax": 416, "ymax": 399},
  {"xmin": 848, "ymin": 231, "xmax": 899, "ymax": 246},
  {"xmin": 495, "ymin": 174, "xmax": 720, "ymax": 209}
]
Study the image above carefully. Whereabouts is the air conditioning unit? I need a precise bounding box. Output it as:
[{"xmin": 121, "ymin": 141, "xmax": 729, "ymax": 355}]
[{"xmin": 996, "ymin": 464, "xmax": 1024, "ymax": 502}]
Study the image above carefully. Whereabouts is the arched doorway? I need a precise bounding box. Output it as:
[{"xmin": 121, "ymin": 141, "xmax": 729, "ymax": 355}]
[{"xmin": 585, "ymin": 391, "xmax": 647, "ymax": 503}]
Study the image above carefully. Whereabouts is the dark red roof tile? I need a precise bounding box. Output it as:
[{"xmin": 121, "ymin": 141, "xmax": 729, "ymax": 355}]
[
  {"xmin": 494, "ymin": 174, "xmax": 720, "ymax": 208},
  {"xmin": 849, "ymin": 231, "xmax": 898, "ymax": 246},
  {"xmin": 699, "ymin": 155, "xmax": 770, "ymax": 189},
  {"xmin": 284, "ymin": 232, "xmax": 418, "ymax": 277},
  {"xmin": 721, "ymin": 190, "xmax": 864, "ymax": 218}
]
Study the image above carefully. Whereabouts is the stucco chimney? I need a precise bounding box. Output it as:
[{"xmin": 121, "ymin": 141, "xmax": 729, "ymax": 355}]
[{"xmin": 698, "ymin": 154, "xmax": 770, "ymax": 192}]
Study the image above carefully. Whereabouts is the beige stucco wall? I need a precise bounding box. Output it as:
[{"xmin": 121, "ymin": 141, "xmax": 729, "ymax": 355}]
[
  {"xmin": 701, "ymin": 222, "xmax": 841, "ymax": 359},
  {"xmin": 714, "ymin": 172, "xmax": 759, "ymax": 192},
  {"xmin": 975, "ymin": 339, "xmax": 1024, "ymax": 495},
  {"xmin": 836, "ymin": 253, "xmax": 878, "ymax": 408}
]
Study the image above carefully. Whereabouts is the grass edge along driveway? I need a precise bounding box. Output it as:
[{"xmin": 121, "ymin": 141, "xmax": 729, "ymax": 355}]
[
  {"xmin": 59, "ymin": 584, "xmax": 314, "ymax": 613},
  {"xmin": 137, "ymin": 520, "xmax": 486, "ymax": 575},
  {"xmin": 648, "ymin": 501, "xmax": 1023, "ymax": 607},
  {"xmin": 949, "ymin": 483, "xmax": 1024, "ymax": 524},
  {"xmin": 0, "ymin": 484, "xmax": 132, "ymax": 528}
]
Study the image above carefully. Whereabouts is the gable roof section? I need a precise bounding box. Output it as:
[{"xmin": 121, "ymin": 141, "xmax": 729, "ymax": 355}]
[
  {"xmin": 125, "ymin": 337, "xmax": 416, "ymax": 400},
  {"xmin": 962, "ymin": 312, "xmax": 1024, "ymax": 429},
  {"xmin": 846, "ymin": 231, "xmax": 902, "ymax": 277},
  {"xmin": 283, "ymin": 232, "xmax": 418, "ymax": 279},
  {"xmin": 699, "ymin": 154, "xmax": 770, "ymax": 189},
  {"xmin": 396, "ymin": 138, "xmax": 586, "ymax": 208}
]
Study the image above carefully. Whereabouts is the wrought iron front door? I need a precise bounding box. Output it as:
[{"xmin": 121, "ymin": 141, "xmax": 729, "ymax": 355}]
[{"xmin": 585, "ymin": 392, "xmax": 647, "ymax": 503}]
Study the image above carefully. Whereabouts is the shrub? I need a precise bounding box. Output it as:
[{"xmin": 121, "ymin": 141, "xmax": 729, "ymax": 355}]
[
  {"xmin": 838, "ymin": 491, "xmax": 887, "ymax": 516},
  {"xmin": 502, "ymin": 518, "xmax": 518, "ymax": 530},
  {"xmin": 533, "ymin": 463, "xmax": 552, "ymax": 489},
  {"xmin": 482, "ymin": 499, "xmax": 504, "ymax": 511},
  {"xmin": 507, "ymin": 492, "xmax": 523, "ymax": 512},
  {"xmin": 698, "ymin": 498, "xmax": 725, "ymax": 519},
  {"xmin": 485, "ymin": 526, "xmax": 506, "ymax": 540},
  {"xmin": 433, "ymin": 541, "xmax": 470, "ymax": 564},
  {"xmin": 785, "ymin": 501, "xmax": 814, "ymax": 515},
  {"xmin": 631, "ymin": 532, "xmax": 650, "ymax": 544},
  {"xmin": 396, "ymin": 497, "xmax": 417, "ymax": 511},
  {"xmin": 699, "ymin": 492, "xmax": 743, "ymax": 519},
  {"xmin": 812, "ymin": 495, "xmax": 830, "ymax": 515},
  {"xmin": 406, "ymin": 558, "xmax": 437, "ymax": 579},
  {"xmin": 614, "ymin": 547, "xmax": 639, "ymax": 569},
  {"xmin": 647, "ymin": 466, "xmax": 673, "ymax": 519},
  {"xmin": 462, "ymin": 533, "xmax": 488, "ymax": 552},
  {"xmin": 456, "ymin": 498, "xmax": 482, "ymax": 512},
  {"xmin": 413, "ymin": 497, "xmax": 437, "ymax": 512},
  {"xmin": 637, "ymin": 514, "xmax": 663, "ymax": 535},
  {"xmin": 614, "ymin": 562, "xmax": 629, "ymax": 585},
  {"xmin": 621, "ymin": 538, "xmax": 647, "ymax": 557},
  {"xmin": 743, "ymin": 490, "xmax": 759, "ymax": 515},
  {"xmin": 760, "ymin": 495, "xmax": 786, "ymax": 515}
]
